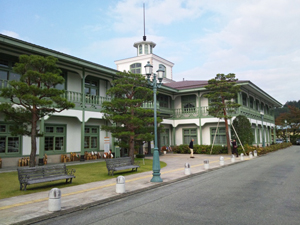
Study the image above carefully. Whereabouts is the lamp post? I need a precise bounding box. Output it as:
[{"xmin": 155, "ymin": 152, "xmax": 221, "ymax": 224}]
[
  {"xmin": 144, "ymin": 61, "xmax": 164, "ymax": 182},
  {"xmin": 285, "ymin": 120, "xmax": 288, "ymax": 142},
  {"xmin": 260, "ymin": 111, "xmax": 265, "ymax": 147}
]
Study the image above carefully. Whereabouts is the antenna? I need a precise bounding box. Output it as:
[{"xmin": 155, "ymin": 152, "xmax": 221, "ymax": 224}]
[{"xmin": 143, "ymin": 3, "xmax": 146, "ymax": 41}]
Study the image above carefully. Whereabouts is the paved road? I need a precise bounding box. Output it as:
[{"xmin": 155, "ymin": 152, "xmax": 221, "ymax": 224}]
[{"xmin": 33, "ymin": 146, "xmax": 300, "ymax": 225}]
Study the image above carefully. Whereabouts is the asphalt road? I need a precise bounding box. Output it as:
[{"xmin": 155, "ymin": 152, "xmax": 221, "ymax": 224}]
[{"xmin": 33, "ymin": 146, "xmax": 300, "ymax": 225}]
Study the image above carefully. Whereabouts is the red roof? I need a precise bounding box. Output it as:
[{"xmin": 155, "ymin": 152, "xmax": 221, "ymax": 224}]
[{"xmin": 163, "ymin": 80, "xmax": 247, "ymax": 90}]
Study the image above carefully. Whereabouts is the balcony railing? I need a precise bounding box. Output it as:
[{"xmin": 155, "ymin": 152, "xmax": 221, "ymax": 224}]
[{"xmin": 0, "ymin": 83, "xmax": 275, "ymax": 122}]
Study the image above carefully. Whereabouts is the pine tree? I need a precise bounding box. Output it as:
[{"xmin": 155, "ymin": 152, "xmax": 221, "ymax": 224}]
[
  {"xmin": 0, "ymin": 55, "xmax": 75, "ymax": 167},
  {"xmin": 204, "ymin": 73, "xmax": 240, "ymax": 154},
  {"xmin": 101, "ymin": 71, "xmax": 161, "ymax": 160}
]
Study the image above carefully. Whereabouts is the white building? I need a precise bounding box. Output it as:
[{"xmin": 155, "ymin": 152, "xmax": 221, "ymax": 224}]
[
  {"xmin": 0, "ymin": 34, "xmax": 281, "ymax": 167},
  {"xmin": 115, "ymin": 36, "xmax": 281, "ymax": 151}
]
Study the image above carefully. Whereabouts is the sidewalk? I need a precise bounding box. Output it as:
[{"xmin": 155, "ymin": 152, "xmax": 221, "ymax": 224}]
[{"xmin": 0, "ymin": 154, "xmax": 252, "ymax": 225}]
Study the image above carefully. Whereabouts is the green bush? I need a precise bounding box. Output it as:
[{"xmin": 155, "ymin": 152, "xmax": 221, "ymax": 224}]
[
  {"xmin": 136, "ymin": 154, "xmax": 145, "ymax": 158},
  {"xmin": 172, "ymin": 144, "xmax": 190, "ymax": 154},
  {"xmin": 172, "ymin": 142, "xmax": 292, "ymax": 155},
  {"xmin": 173, "ymin": 144, "xmax": 227, "ymax": 155},
  {"xmin": 237, "ymin": 142, "xmax": 292, "ymax": 155}
]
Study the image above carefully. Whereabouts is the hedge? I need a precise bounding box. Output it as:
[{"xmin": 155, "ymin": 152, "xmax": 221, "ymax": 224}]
[
  {"xmin": 172, "ymin": 142, "xmax": 292, "ymax": 155},
  {"xmin": 172, "ymin": 144, "xmax": 227, "ymax": 155}
]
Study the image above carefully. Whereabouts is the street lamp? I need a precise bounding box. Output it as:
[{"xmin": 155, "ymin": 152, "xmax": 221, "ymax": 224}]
[
  {"xmin": 285, "ymin": 120, "xmax": 288, "ymax": 142},
  {"xmin": 260, "ymin": 111, "xmax": 265, "ymax": 147},
  {"xmin": 144, "ymin": 61, "xmax": 164, "ymax": 182}
]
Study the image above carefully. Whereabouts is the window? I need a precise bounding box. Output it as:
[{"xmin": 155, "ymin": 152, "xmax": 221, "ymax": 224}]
[
  {"xmin": 150, "ymin": 45, "xmax": 153, "ymax": 54},
  {"xmin": 265, "ymin": 105, "xmax": 269, "ymax": 115},
  {"xmin": 0, "ymin": 59, "xmax": 9, "ymax": 67},
  {"xmin": 139, "ymin": 44, "xmax": 142, "ymax": 54},
  {"xmin": 211, "ymin": 127, "xmax": 227, "ymax": 145},
  {"xmin": 260, "ymin": 102, "xmax": 264, "ymax": 113},
  {"xmin": 160, "ymin": 129, "xmax": 169, "ymax": 147},
  {"xmin": 256, "ymin": 100, "xmax": 259, "ymax": 111},
  {"xmin": 130, "ymin": 63, "xmax": 142, "ymax": 74},
  {"xmin": 84, "ymin": 126, "xmax": 99, "ymax": 150},
  {"xmin": 44, "ymin": 125, "xmax": 66, "ymax": 152},
  {"xmin": 0, "ymin": 124, "xmax": 21, "ymax": 155},
  {"xmin": 159, "ymin": 64, "xmax": 166, "ymax": 78},
  {"xmin": 157, "ymin": 94, "xmax": 169, "ymax": 108},
  {"xmin": 0, "ymin": 70, "xmax": 8, "ymax": 88},
  {"xmin": 182, "ymin": 95, "xmax": 196, "ymax": 112},
  {"xmin": 85, "ymin": 79, "xmax": 98, "ymax": 96},
  {"xmin": 250, "ymin": 96, "xmax": 254, "ymax": 109},
  {"xmin": 55, "ymin": 71, "xmax": 67, "ymax": 90},
  {"xmin": 183, "ymin": 129, "xmax": 197, "ymax": 145},
  {"xmin": 0, "ymin": 69, "xmax": 20, "ymax": 85},
  {"xmin": 145, "ymin": 44, "xmax": 148, "ymax": 54},
  {"xmin": 242, "ymin": 93, "xmax": 247, "ymax": 106},
  {"xmin": 0, "ymin": 70, "xmax": 8, "ymax": 80},
  {"xmin": 9, "ymin": 72, "xmax": 21, "ymax": 81}
]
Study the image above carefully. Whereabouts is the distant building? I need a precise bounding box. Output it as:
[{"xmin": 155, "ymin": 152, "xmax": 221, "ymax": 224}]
[{"xmin": 0, "ymin": 34, "xmax": 281, "ymax": 167}]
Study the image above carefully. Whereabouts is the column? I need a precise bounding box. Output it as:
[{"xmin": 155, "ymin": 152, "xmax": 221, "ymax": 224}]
[
  {"xmin": 198, "ymin": 93, "xmax": 203, "ymax": 145},
  {"xmin": 172, "ymin": 126, "xmax": 176, "ymax": 146},
  {"xmin": 81, "ymin": 69, "xmax": 86, "ymax": 156}
]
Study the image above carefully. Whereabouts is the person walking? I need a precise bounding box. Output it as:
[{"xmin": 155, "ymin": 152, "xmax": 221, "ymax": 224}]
[
  {"xmin": 189, "ymin": 139, "xmax": 195, "ymax": 158},
  {"xmin": 231, "ymin": 139, "xmax": 238, "ymax": 157}
]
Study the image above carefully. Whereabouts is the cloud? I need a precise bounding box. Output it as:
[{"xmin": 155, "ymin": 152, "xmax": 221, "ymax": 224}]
[
  {"xmin": 78, "ymin": 0, "xmax": 300, "ymax": 104},
  {"xmin": 108, "ymin": 0, "xmax": 205, "ymax": 34},
  {"xmin": 170, "ymin": 0, "xmax": 300, "ymax": 104},
  {"xmin": 1, "ymin": 30, "xmax": 20, "ymax": 39}
]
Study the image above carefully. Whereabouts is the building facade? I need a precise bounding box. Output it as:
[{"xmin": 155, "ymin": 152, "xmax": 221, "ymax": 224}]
[{"xmin": 0, "ymin": 34, "xmax": 281, "ymax": 167}]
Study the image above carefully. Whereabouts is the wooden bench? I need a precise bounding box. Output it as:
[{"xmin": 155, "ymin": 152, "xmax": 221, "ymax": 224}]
[
  {"xmin": 105, "ymin": 157, "xmax": 140, "ymax": 176},
  {"xmin": 17, "ymin": 164, "xmax": 76, "ymax": 191}
]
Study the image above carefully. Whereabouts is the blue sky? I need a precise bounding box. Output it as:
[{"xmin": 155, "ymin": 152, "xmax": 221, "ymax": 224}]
[{"xmin": 1, "ymin": 0, "xmax": 300, "ymax": 104}]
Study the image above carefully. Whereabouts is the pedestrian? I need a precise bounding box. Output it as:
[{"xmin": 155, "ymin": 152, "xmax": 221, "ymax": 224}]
[
  {"xmin": 231, "ymin": 139, "xmax": 238, "ymax": 157},
  {"xmin": 189, "ymin": 139, "xmax": 195, "ymax": 158}
]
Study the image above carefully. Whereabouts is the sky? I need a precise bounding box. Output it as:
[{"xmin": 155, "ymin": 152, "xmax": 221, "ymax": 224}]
[{"xmin": 1, "ymin": 0, "xmax": 300, "ymax": 105}]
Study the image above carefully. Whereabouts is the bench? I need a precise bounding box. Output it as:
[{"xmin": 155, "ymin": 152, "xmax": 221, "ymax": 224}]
[
  {"xmin": 105, "ymin": 157, "xmax": 140, "ymax": 176},
  {"xmin": 17, "ymin": 164, "xmax": 76, "ymax": 191}
]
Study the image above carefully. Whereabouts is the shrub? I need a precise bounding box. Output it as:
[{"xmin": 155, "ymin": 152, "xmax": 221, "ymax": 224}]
[
  {"xmin": 237, "ymin": 142, "xmax": 292, "ymax": 155},
  {"xmin": 173, "ymin": 144, "xmax": 227, "ymax": 155},
  {"xmin": 172, "ymin": 142, "xmax": 292, "ymax": 156},
  {"xmin": 172, "ymin": 145, "xmax": 190, "ymax": 154}
]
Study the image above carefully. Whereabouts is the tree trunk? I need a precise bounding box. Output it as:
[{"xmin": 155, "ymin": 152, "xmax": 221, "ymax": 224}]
[
  {"xmin": 30, "ymin": 109, "xmax": 38, "ymax": 167},
  {"xmin": 30, "ymin": 121, "xmax": 37, "ymax": 167},
  {"xmin": 224, "ymin": 118, "xmax": 232, "ymax": 155},
  {"xmin": 223, "ymin": 103, "xmax": 232, "ymax": 155},
  {"xmin": 129, "ymin": 135, "xmax": 135, "ymax": 162}
]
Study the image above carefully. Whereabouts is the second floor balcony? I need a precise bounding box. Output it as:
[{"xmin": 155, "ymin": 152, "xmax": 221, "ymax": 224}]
[{"xmin": 0, "ymin": 83, "xmax": 275, "ymax": 123}]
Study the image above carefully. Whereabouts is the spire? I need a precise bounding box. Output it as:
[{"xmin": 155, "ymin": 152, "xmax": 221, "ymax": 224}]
[{"xmin": 143, "ymin": 3, "xmax": 146, "ymax": 41}]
